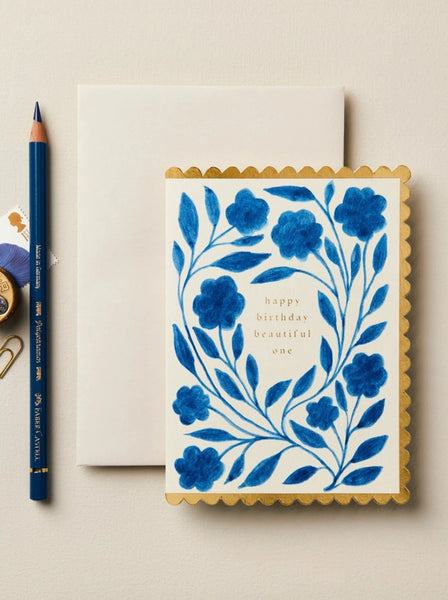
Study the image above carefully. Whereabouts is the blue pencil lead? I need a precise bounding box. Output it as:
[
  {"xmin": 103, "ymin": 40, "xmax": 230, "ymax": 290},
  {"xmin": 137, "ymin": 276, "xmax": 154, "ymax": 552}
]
[{"xmin": 33, "ymin": 102, "xmax": 42, "ymax": 123}]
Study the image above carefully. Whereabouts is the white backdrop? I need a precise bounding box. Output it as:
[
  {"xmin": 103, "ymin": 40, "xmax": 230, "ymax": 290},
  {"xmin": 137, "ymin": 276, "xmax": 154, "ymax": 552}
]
[{"xmin": 0, "ymin": 1, "xmax": 446, "ymax": 598}]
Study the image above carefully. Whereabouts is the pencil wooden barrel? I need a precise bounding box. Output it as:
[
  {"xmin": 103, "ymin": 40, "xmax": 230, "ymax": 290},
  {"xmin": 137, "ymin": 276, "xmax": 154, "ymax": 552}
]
[{"xmin": 29, "ymin": 103, "xmax": 48, "ymax": 501}]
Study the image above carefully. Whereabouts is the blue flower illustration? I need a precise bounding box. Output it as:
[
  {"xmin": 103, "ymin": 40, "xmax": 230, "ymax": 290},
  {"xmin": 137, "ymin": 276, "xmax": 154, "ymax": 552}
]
[
  {"xmin": 342, "ymin": 353, "xmax": 387, "ymax": 397},
  {"xmin": 271, "ymin": 210, "xmax": 323, "ymax": 260},
  {"xmin": 173, "ymin": 385, "xmax": 210, "ymax": 425},
  {"xmin": 306, "ymin": 396, "xmax": 339, "ymax": 430},
  {"xmin": 193, "ymin": 276, "xmax": 245, "ymax": 330},
  {"xmin": 334, "ymin": 187, "xmax": 386, "ymax": 242},
  {"xmin": 175, "ymin": 445, "xmax": 224, "ymax": 491},
  {"xmin": 226, "ymin": 189, "xmax": 270, "ymax": 234},
  {"xmin": 171, "ymin": 181, "xmax": 393, "ymax": 494}
]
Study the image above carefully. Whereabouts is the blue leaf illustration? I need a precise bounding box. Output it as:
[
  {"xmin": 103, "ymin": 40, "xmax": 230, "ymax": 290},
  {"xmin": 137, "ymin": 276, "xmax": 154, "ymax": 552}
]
[
  {"xmin": 324, "ymin": 238, "xmax": 340, "ymax": 266},
  {"xmin": 351, "ymin": 244, "xmax": 361, "ymax": 281},
  {"xmin": 373, "ymin": 234, "xmax": 387, "ymax": 274},
  {"xmin": 246, "ymin": 354, "xmax": 259, "ymax": 391},
  {"xmin": 239, "ymin": 451, "xmax": 283, "ymax": 488},
  {"xmin": 318, "ymin": 291, "xmax": 337, "ymax": 329},
  {"xmin": 291, "ymin": 366, "xmax": 316, "ymax": 399},
  {"xmin": 265, "ymin": 379, "xmax": 292, "ymax": 409},
  {"xmin": 350, "ymin": 435, "xmax": 388, "ymax": 464},
  {"xmin": 355, "ymin": 322, "xmax": 387, "ymax": 346},
  {"xmin": 356, "ymin": 399, "xmax": 385, "ymax": 429},
  {"xmin": 215, "ymin": 369, "xmax": 245, "ymax": 401},
  {"xmin": 212, "ymin": 252, "xmax": 271, "ymax": 273},
  {"xmin": 189, "ymin": 428, "xmax": 238, "ymax": 442},
  {"xmin": 172, "ymin": 241, "xmax": 185, "ymax": 275},
  {"xmin": 283, "ymin": 465, "xmax": 319, "ymax": 485},
  {"xmin": 178, "ymin": 193, "xmax": 199, "ymax": 249},
  {"xmin": 367, "ymin": 284, "xmax": 389, "ymax": 315},
  {"xmin": 252, "ymin": 267, "xmax": 297, "ymax": 284},
  {"xmin": 193, "ymin": 327, "xmax": 219, "ymax": 359},
  {"xmin": 225, "ymin": 452, "xmax": 245, "ymax": 483},
  {"xmin": 335, "ymin": 380, "xmax": 347, "ymax": 412},
  {"xmin": 341, "ymin": 466, "xmax": 382, "ymax": 486},
  {"xmin": 264, "ymin": 186, "xmax": 316, "ymax": 202},
  {"xmin": 324, "ymin": 181, "xmax": 335, "ymax": 206},
  {"xmin": 232, "ymin": 324, "xmax": 244, "ymax": 362},
  {"xmin": 290, "ymin": 420, "xmax": 327, "ymax": 449},
  {"xmin": 320, "ymin": 337, "xmax": 333, "ymax": 374},
  {"xmin": 232, "ymin": 235, "xmax": 264, "ymax": 247},
  {"xmin": 172, "ymin": 324, "xmax": 196, "ymax": 375},
  {"xmin": 204, "ymin": 186, "xmax": 220, "ymax": 226}
]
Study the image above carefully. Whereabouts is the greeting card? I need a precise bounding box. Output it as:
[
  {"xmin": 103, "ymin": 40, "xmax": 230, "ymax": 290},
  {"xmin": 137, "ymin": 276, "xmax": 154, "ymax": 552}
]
[{"xmin": 165, "ymin": 166, "xmax": 411, "ymax": 505}]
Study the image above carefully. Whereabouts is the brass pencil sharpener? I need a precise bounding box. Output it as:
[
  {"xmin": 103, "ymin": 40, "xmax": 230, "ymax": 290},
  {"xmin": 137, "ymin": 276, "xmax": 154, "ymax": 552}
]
[{"xmin": 0, "ymin": 267, "xmax": 19, "ymax": 323}]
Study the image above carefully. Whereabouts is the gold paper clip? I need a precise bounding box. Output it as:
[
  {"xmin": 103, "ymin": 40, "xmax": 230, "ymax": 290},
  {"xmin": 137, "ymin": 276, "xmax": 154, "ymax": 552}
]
[{"xmin": 0, "ymin": 334, "xmax": 23, "ymax": 378}]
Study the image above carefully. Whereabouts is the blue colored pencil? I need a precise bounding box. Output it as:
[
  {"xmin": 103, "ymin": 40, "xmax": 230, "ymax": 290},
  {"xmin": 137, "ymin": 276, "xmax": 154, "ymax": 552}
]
[{"xmin": 29, "ymin": 102, "xmax": 48, "ymax": 501}]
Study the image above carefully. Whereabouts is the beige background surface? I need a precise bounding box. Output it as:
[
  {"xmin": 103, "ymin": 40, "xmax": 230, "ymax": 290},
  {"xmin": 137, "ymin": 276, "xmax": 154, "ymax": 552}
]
[{"xmin": 0, "ymin": 1, "xmax": 446, "ymax": 598}]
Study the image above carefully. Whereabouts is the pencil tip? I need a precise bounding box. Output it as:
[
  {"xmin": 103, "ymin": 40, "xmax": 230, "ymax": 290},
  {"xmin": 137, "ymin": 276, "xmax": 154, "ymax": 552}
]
[{"xmin": 33, "ymin": 102, "xmax": 42, "ymax": 123}]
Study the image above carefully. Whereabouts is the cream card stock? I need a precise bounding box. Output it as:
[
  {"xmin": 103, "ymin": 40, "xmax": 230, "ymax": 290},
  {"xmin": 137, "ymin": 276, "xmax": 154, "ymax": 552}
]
[{"xmin": 164, "ymin": 167, "xmax": 411, "ymax": 505}]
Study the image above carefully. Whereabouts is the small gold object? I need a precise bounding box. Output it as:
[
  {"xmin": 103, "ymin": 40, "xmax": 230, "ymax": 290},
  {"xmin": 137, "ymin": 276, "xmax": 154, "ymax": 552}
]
[
  {"xmin": 0, "ymin": 267, "xmax": 19, "ymax": 323},
  {"xmin": 0, "ymin": 334, "xmax": 23, "ymax": 378}
]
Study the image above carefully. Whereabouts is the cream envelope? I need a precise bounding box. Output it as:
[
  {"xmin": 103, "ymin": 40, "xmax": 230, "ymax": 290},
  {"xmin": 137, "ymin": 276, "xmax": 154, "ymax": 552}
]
[{"xmin": 77, "ymin": 85, "xmax": 344, "ymax": 465}]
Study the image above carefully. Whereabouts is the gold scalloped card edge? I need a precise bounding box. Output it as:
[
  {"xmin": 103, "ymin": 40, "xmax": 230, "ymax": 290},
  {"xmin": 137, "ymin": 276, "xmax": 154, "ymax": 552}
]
[
  {"xmin": 165, "ymin": 165, "xmax": 411, "ymax": 182},
  {"xmin": 166, "ymin": 166, "xmax": 411, "ymax": 507}
]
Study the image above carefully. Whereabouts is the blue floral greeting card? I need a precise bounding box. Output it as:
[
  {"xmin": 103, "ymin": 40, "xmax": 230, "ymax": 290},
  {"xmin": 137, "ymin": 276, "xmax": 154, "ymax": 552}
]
[{"xmin": 165, "ymin": 166, "xmax": 411, "ymax": 505}]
